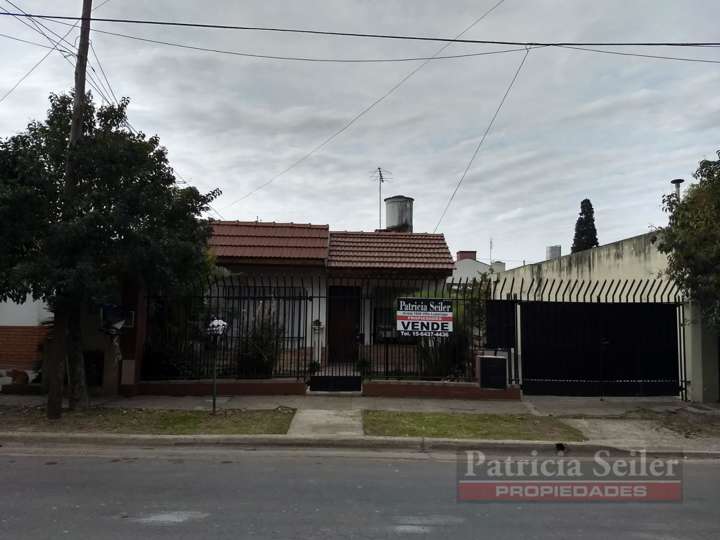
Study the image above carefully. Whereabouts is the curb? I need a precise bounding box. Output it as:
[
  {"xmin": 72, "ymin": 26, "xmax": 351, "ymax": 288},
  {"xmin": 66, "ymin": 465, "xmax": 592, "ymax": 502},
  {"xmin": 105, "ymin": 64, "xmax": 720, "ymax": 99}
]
[{"xmin": 2, "ymin": 431, "xmax": 719, "ymax": 459}]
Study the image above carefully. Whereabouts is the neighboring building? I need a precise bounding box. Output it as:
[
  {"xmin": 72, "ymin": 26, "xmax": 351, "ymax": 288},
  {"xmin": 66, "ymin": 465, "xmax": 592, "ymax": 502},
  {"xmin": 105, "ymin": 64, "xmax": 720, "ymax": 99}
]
[
  {"xmin": 451, "ymin": 250, "xmax": 505, "ymax": 282},
  {"xmin": 545, "ymin": 245, "xmax": 562, "ymax": 260},
  {"xmin": 0, "ymin": 297, "xmax": 51, "ymax": 380},
  {"xmin": 494, "ymin": 232, "xmax": 719, "ymax": 402}
]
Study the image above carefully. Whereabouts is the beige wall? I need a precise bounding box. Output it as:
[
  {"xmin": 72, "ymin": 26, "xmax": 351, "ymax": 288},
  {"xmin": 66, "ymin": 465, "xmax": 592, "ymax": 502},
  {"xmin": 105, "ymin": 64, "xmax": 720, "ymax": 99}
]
[
  {"xmin": 502, "ymin": 232, "xmax": 667, "ymax": 282},
  {"xmin": 498, "ymin": 232, "xmax": 718, "ymax": 403}
]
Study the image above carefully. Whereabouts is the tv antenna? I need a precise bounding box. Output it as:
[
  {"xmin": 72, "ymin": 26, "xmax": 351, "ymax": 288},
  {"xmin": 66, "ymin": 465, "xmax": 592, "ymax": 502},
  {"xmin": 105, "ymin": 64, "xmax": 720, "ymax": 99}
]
[{"xmin": 371, "ymin": 167, "xmax": 392, "ymax": 229}]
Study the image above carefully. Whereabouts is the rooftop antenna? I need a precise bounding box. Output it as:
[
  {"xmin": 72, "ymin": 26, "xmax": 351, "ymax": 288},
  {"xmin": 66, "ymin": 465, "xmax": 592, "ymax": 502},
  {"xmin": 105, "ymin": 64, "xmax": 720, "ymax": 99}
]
[
  {"xmin": 371, "ymin": 167, "xmax": 392, "ymax": 229},
  {"xmin": 489, "ymin": 237, "xmax": 493, "ymax": 265}
]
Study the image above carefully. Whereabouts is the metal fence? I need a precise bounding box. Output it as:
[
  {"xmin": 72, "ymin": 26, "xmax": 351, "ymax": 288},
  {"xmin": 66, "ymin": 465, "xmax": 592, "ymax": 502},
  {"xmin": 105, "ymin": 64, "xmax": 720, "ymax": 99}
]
[
  {"xmin": 141, "ymin": 274, "xmax": 686, "ymax": 397},
  {"xmin": 142, "ymin": 276, "xmax": 493, "ymax": 383}
]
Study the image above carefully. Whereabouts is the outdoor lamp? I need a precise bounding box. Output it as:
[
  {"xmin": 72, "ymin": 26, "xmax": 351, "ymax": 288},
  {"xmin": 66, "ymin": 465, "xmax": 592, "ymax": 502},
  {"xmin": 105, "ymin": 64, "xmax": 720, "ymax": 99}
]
[
  {"xmin": 206, "ymin": 317, "xmax": 227, "ymax": 414},
  {"xmin": 207, "ymin": 318, "xmax": 228, "ymax": 337}
]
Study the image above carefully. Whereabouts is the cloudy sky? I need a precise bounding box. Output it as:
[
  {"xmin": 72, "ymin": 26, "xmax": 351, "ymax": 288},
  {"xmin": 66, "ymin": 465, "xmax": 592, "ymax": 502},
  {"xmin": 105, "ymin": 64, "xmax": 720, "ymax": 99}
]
[{"xmin": 2, "ymin": 0, "xmax": 719, "ymax": 267}]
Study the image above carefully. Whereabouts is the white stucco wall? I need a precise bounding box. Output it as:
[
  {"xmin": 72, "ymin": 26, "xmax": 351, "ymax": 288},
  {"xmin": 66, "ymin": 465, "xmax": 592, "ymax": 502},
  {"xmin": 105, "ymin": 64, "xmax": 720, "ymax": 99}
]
[{"xmin": 450, "ymin": 259, "xmax": 491, "ymax": 282}]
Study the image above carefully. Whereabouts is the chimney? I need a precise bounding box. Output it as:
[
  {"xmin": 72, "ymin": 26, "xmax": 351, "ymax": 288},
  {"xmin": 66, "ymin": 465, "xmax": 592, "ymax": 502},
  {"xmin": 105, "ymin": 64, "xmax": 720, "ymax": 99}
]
[
  {"xmin": 546, "ymin": 245, "xmax": 562, "ymax": 260},
  {"xmin": 384, "ymin": 195, "xmax": 414, "ymax": 232},
  {"xmin": 456, "ymin": 251, "xmax": 477, "ymax": 262}
]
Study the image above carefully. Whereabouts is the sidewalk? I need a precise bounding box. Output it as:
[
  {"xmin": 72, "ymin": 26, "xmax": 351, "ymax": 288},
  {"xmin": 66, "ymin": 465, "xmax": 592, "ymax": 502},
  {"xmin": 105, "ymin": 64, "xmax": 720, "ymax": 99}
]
[
  {"xmin": 0, "ymin": 393, "xmax": 688, "ymax": 415},
  {"xmin": 2, "ymin": 393, "xmax": 719, "ymax": 456},
  {"xmin": 0, "ymin": 393, "xmax": 529, "ymax": 413}
]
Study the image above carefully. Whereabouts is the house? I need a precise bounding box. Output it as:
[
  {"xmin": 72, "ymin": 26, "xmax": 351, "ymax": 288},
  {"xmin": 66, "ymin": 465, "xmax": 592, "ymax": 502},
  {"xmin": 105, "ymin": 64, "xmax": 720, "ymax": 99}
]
[
  {"xmin": 0, "ymin": 297, "xmax": 51, "ymax": 385},
  {"xmin": 450, "ymin": 250, "xmax": 506, "ymax": 282},
  {"xmin": 139, "ymin": 195, "xmax": 463, "ymax": 392},
  {"xmin": 493, "ymin": 232, "xmax": 719, "ymax": 402}
]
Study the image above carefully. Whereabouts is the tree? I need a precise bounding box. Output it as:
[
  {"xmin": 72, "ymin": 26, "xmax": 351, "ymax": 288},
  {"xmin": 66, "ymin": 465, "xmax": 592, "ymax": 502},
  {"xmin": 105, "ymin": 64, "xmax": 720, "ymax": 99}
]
[
  {"xmin": 658, "ymin": 150, "xmax": 720, "ymax": 327},
  {"xmin": 571, "ymin": 198, "xmax": 599, "ymax": 253},
  {"xmin": 0, "ymin": 93, "xmax": 220, "ymax": 416}
]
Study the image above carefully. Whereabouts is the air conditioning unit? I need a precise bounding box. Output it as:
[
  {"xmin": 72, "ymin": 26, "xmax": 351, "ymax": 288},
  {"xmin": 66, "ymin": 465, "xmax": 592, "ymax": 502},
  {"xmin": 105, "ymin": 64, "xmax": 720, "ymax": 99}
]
[{"xmin": 475, "ymin": 350, "xmax": 509, "ymax": 389}]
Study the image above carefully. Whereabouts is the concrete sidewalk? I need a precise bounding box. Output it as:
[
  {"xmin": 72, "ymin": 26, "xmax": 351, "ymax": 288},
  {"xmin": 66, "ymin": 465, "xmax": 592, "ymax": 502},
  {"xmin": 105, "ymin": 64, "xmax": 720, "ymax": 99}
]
[
  {"xmin": 0, "ymin": 393, "xmax": 689, "ymax": 416},
  {"xmin": 0, "ymin": 393, "xmax": 529, "ymax": 414},
  {"xmin": 3, "ymin": 393, "xmax": 717, "ymax": 454}
]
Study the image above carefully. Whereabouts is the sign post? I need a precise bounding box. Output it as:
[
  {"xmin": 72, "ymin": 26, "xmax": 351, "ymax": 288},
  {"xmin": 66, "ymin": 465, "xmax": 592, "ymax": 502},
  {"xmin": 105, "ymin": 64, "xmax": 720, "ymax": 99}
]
[{"xmin": 396, "ymin": 298, "xmax": 453, "ymax": 337}]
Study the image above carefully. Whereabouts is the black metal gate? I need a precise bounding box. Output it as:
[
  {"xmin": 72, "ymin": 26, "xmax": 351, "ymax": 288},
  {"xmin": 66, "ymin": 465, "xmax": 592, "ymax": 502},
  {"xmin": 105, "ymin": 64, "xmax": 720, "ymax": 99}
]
[
  {"xmin": 520, "ymin": 302, "xmax": 681, "ymax": 396},
  {"xmin": 487, "ymin": 277, "xmax": 687, "ymax": 398}
]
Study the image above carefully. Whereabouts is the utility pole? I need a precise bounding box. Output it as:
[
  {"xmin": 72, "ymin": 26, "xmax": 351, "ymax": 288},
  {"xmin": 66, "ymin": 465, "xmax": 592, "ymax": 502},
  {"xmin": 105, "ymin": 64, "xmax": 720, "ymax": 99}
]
[
  {"xmin": 47, "ymin": 0, "xmax": 93, "ymax": 420},
  {"xmin": 67, "ymin": 0, "xmax": 93, "ymax": 153}
]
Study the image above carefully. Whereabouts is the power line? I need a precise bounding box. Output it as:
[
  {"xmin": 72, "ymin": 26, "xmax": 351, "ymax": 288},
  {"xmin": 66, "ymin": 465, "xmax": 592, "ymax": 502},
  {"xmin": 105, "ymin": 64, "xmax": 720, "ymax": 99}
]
[
  {"xmin": 37, "ymin": 18, "xmax": 540, "ymax": 64},
  {"xmin": 5, "ymin": 25, "xmax": 720, "ymax": 67},
  {"xmin": 7, "ymin": 21, "xmax": 720, "ymax": 66},
  {"xmin": 434, "ymin": 48, "xmax": 530, "ymax": 233},
  {"xmin": 0, "ymin": 6, "xmax": 76, "ymax": 104},
  {"xmin": 0, "ymin": 30, "xmax": 62, "ymax": 49},
  {"xmin": 0, "ymin": 39, "xmax": 60, "ymax": 104},
  {"xmin": 221, "ymin": 0, "xmax": 509, "ymax": 210},
  {"xmin": 2, "ymin": 11, "xmax": 719, "ymax": 47},
  {"xmin": 0, "ymin": 0, "xmax": 113, "ymax": 105},
  {"xmin": 89, "ymin": 41, "xmax": 119, "ymax": 104},
  {"xmin": 556, "ymin": 44, "xmax": 720, "ymax": 65},
  {"xmin": 1, "ymin": 4, "xmax": 218, "ymax": 219},
  {"xmin": 5, "ymin": 1, "xmax": 81, "ymax": 56}
]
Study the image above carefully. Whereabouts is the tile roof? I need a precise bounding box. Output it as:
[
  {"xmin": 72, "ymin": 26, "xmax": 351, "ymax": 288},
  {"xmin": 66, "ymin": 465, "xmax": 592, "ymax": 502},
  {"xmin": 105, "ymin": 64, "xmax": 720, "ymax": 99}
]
[
  {"xmin": 209, "ymin": 221, "xmax": 329, "ymax": 264},
  {"xmin": 327, "ymin": 231, "xmax": 454, "ymax": 271}
]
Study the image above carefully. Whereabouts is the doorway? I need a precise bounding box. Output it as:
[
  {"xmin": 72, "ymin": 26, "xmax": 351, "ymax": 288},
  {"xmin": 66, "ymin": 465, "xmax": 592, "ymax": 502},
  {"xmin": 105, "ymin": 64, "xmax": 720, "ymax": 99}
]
[{"xmin": 309, "ymin": 286, "xmax": 362, "ymax": 391}]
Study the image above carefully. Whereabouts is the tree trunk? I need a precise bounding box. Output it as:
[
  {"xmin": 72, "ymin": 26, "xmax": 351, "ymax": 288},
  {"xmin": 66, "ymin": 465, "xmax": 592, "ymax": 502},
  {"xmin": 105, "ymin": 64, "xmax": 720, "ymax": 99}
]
[
  {"xmin": 66, "ymin": 305, "xmax": 89, "ymax": 410},
  {"xmin": 46, "ymin": 310, "xmax": 66, "ymax": 420}
]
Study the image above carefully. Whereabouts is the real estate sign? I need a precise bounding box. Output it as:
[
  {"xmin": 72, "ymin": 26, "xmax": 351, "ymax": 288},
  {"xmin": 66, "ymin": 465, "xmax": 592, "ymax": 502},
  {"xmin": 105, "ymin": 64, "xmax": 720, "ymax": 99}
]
[{"xmin": 396, "ymin": 298, "xmax": 453, "ymax": 337}]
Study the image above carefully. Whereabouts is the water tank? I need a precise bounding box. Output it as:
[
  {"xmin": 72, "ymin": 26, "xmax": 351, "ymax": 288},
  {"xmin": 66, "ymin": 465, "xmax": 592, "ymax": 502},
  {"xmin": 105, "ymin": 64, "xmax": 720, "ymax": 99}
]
[
  {"xmin": 546, "ymin": 245, "xmax": 561, "ymax": 260},
  {"xmin": 384, "ymin": 195, "xmax": 414, "ymax": 232}
]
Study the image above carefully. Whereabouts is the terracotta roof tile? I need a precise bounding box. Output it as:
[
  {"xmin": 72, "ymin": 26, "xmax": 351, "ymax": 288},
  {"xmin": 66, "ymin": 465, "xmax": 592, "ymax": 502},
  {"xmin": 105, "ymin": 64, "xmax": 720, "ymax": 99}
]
[
  {"xmin": 327, "ymin": 231, "xmax": 454, "ymax": 270},
  {"xmin": 210, "ymin": 222, "xmax": 454, "ymax": 272},
  {"xmin": 210, "ymin": 221, "xmax": 329, "ymax": 263}
]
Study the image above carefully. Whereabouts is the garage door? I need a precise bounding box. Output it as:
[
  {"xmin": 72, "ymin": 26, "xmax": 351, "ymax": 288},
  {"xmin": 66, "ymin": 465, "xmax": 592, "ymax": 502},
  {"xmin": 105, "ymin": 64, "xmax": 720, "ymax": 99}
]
[{"xmin": 520, "ymin": 302, "xmax": 680, "ymax": 396}]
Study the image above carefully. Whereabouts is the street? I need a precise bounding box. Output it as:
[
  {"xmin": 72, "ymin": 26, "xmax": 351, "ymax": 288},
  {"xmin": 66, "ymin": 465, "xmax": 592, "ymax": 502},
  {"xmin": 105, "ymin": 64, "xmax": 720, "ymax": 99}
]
[{"xmin": 1, "ymin": 446, "xmax": 719, "ymax": 539}]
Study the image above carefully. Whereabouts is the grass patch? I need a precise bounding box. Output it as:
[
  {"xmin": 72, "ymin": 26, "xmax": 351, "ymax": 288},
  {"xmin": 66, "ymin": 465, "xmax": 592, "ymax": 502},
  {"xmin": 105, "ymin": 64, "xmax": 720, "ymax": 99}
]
[
  {"xmin": 363, "ymin": 410, "xmax": 586, "ymax": 441},
  {"xmin": 0, "ymin": 406, "xmax": 295, "ymax": 435}
]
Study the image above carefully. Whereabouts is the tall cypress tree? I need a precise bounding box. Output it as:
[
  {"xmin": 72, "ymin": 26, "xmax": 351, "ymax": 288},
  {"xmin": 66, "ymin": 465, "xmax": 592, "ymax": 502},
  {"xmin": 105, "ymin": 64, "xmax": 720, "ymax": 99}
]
[{"xmin": 571, "ymin": 199, "xmax": 599, "ymax": 253}]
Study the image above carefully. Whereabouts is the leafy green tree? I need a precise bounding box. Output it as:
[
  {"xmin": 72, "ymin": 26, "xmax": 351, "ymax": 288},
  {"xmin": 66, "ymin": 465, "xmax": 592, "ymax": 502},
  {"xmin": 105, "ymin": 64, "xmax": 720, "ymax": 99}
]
[
  {"xmin": 658, "ymin": 150, "xmax": 720, "ymax": 327},
  {"xmin": 571, "ymin": 198, "xmax": 599, "ymax": 253},
  {"xmin": 0, "ymin": 93, "xmax": 219, "ymax": 416}
]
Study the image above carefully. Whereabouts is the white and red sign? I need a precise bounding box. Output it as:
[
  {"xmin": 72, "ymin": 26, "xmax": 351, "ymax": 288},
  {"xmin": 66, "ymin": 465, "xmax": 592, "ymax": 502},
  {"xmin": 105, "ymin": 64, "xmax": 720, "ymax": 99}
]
[
  {"xmin": 396, "ymin": 298, "xmax": 453, "ymax": 337},
  {"xmin": 457, "ymin": 449, "xmax": 683, "ymax": 503}
]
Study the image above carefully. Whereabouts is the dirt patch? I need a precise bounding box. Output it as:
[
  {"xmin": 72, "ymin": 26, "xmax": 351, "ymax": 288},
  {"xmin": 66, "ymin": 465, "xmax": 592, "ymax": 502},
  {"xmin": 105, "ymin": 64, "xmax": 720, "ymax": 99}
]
[
  {"xmin": 624, "ymin": 408, "xmax": 720, "ymax": 439},
  {"xmin": 0, "ymin": 405, "xmax": 295, "ymax": 435}
]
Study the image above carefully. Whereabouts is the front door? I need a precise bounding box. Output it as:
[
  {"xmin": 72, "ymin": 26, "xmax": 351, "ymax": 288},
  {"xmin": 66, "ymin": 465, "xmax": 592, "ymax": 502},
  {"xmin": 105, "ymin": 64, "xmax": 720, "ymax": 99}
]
[{"xmin": 327, "ymin": 286, "xmax": 361, "ymax": 364}]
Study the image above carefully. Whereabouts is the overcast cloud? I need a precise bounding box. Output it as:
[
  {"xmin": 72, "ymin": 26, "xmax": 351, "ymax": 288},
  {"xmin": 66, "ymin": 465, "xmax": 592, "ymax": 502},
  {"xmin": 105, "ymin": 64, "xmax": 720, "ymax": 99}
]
[{"xmin": 2, "ymin": 0, "xmax": 719, "ymax": 266}]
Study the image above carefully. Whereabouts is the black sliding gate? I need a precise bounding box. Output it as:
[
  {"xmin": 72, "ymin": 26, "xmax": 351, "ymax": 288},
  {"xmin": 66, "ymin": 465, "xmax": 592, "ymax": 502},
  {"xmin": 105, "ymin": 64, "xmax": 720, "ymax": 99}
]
[
  {"xmin": 488, "ymin": 277, "xmax": 687, "ymax": 398},
  {"xmin": 520, "ymin": 302, "xmax": 682, "ymax": 396}
]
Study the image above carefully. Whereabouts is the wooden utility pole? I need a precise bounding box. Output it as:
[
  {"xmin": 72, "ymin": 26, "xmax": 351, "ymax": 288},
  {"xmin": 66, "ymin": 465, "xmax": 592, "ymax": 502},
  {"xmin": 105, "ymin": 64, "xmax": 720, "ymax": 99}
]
[
  {"xmin": 68, "ymin": 0, "xmax": 94, "ymax": 150},
  {"xmin": 47, "ymin": 0, "xmax": 93, "ymax": 420}
]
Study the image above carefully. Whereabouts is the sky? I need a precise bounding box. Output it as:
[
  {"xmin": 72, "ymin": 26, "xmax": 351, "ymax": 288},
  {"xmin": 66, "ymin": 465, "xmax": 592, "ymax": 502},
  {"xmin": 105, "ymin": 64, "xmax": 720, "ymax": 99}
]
[{"xmin": 1, "ymin": 0, "xmax": 719, "ymax": 268}]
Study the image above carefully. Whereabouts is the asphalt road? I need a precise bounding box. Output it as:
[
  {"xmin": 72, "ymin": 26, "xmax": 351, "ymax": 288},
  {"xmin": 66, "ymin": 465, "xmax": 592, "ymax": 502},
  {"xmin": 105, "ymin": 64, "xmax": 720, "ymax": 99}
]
[{"xmin": 0, "ymin": 445, "xmax": 719, "ymax": 539}]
